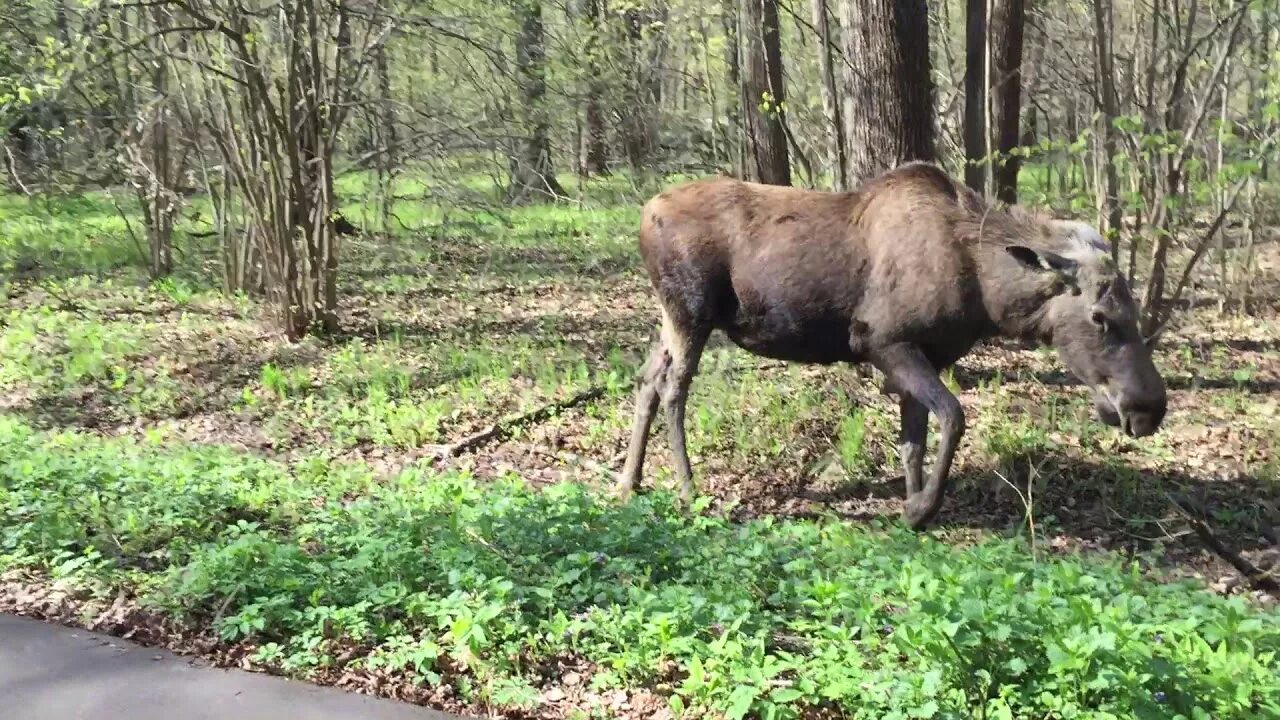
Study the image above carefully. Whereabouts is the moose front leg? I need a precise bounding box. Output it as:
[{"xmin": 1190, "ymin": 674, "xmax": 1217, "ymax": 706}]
[{"xmin": 872, "ymin": 344, "xmax": 966, "ymax": 530}]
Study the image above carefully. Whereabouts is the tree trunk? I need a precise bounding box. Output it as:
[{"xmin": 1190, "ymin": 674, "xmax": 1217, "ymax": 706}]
[
  {"xmin": 373, "ymin": 39, "xmax": 397, "ymax": 229},
  {"xmin": 838, "ymin": 0, "xmax": 935, "ymax": 182},
  {"xmin": 741, "ymin": 0, "xmax": 790, "ymax": 185},
  {"xmin": 989, "ymin": 0, "xmax": 1025, "ymax": 205},
  {"xmin": 582, "ymin": 0, "xmax": 609, "ymax": 175},
  {"xmin": 810, "ymin": 0, "xmax": 846, "ymax": 190},
  {"xmin": 1019, "ymin": 9, "xmax": 1043, "ymax": 150},
  {"xmin": 1090, "ymin": 0, "xmax": 1121, "ymax": 256},
  {"xmin": 722, "ymin": 0, "xmax": 745, "ymax": 178},
  {"xmin": 620, "ymin": 6, "xmax": 662, "ymax": 174},
  {"xmin": 1141, "ymin": 0, "xmax": 1199, "ymax": 337},
  {"xmin": 510, "ymin": 0, "xmax": 565, "ymax": 202},
  {"xmin": 962, "ymin": 0, "xmax": 987, "ymax": 194},
  {"xmin": 374, "ymin": 42, "xmax": 397, "ymax": 170}
]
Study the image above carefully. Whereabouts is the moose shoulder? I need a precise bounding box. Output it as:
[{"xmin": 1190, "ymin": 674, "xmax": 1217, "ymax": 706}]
[{"xmin": 617, "ymin": 161, "xmax": 1167, "ymax": 530}]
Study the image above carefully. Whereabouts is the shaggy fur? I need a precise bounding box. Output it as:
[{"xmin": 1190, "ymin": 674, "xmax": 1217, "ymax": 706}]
[{"xmin": 618, "ymin": 161, "xmax": 1166, "ymax": 529}]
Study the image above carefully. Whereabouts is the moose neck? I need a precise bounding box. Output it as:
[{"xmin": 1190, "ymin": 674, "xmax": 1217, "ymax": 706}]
[{"xmin": 974, "ymin": 246, "xmax": 1063, "ymax": 345}]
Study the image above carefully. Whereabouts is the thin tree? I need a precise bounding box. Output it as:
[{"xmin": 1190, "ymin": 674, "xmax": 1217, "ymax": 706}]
[
  {"xmin": 1090, "ymin": 0, "xmax": 1121, "ymax": 251},
  {"xmin": 510, "ymin": 0, "xmax": 565, "ymax": 201},
  {"xmin": 581, "ymin": 0, "xmax": 608, "ymax": 175},
  {"xmin": 811, "ymin": 0, "xmax": 846, "ymax": 189},
  {"xmin": 839, "ymin": 0, "xmax": 935, "ymax": 180}
]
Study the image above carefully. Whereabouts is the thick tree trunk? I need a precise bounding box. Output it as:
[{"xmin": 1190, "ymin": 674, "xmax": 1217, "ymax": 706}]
[
  {"xmin": 838, "ymin": 0, "xmax": 935, "ymax": 181},
  {"xmin": 510, "ymin": 0, "xmax": 565, "ymax": 202},
  {"xmin": 741, "ymin": 0, "xmax": 790, "ymax": 185},
  {"xmin": 990, "ymin": 0, "xmax": 1025, "ymax": 205},
  {"xmin": 963, "ymin": 0, "xmax": 987, "ymax": 194},
  {"xmin": 811, "ymin": 0, "xmax": 846, "ymax": 190}
]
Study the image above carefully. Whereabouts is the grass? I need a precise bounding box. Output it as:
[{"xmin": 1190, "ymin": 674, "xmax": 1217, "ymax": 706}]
[
  {"xmin": 2, "ymin": 163, "xmax": 1280, "ymax": 718},
  {"xmin": 2, "ymin": 416, "xmax": 1278, "ymax": 719}
]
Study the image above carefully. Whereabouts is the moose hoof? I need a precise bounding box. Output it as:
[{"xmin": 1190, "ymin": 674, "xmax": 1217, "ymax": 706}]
[{"xmin": 902, "ymin": 495, "xmax": 938, "ymax": 531}]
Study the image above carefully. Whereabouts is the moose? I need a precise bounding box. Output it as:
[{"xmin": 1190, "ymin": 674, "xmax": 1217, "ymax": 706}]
[{"xmin": 616, "ymin": 161, "xmax": 1168, "ymax": 529}]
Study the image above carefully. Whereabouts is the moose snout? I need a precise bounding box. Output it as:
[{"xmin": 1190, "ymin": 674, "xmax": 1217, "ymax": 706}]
[
  {"xmin": 1120, "ymin": 401, "xmax": 1165, "ymax": 438},
  {"xmin": 1094, "ymin": 388, "xmax": 1167, "ymax": 438}
]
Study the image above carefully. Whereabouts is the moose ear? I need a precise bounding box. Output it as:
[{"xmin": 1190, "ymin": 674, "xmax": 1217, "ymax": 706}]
[{"xmin": 1005, "ymin": 245, "xmax": 1078, "ymax": 275}]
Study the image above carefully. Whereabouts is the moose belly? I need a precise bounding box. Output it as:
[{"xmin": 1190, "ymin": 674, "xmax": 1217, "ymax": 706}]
[{"xmin": 720, "ymin": 299, "xmax": 859, "ymax": 365}]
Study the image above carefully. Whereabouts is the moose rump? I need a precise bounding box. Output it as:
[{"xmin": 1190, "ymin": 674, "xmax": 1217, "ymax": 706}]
[{"xmin": 616, "ymin": 162, "xmax": 1167, "ymax": 529}]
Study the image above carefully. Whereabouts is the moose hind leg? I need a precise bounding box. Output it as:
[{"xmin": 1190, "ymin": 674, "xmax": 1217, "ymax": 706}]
[
  {"xmin": 898, "ymin": 396, "xmax": 928, "ymax": 498},
  {"xmin": 661, "ymin": 320, "xmax": 710, "ymax": 505},
  {"xmin": 617, "ymin": 339, "xmax": 669, "ymax": 499}
]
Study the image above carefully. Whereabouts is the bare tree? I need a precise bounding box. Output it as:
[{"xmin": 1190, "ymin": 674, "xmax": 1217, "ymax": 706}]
[
  {"xmin": 742, "ymin": 0, "xmax": 790, "ymax": 185},
  {"xmin": 510, "ymin": 0, "xmax": 565, "ymax": 201},
  {"xmin": 618, "ymin": 2, "xmax": 665, "ymax": 175},
  {"xmin": 839, "ymin": 0, "xmax": 935, "ymax": 180},
  {"xmin": 581, "ymin": 0, "xmax": 608, "ymax": 176},
  {"xmin": 165, "ymin": 0, "xmax": 389, "ymax": 339},
  {"xmin": 1090, "ymin": 0, "xmax": 1121, "ymax": 253},
  {"xmin": 118, "ymin": 4, "xmax": 186, "ymax": 278}
]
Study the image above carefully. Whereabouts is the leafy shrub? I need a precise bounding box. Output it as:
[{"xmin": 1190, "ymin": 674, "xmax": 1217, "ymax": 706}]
[{"xmin": 1, "ymin": 417, "xmax": 1277, "ymax": 719}]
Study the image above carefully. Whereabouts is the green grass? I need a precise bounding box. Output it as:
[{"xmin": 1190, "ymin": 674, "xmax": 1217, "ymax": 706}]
[
  {"xmin": 3, "ymin": 166, "xmax": 1280, "ymax": 719},
  {"xmin": 1, "ymin": 415, "xmax": 1276, "ymax": 719},
  {"xmin": 0, "ymin": 191, "xmax": 143, "ymax": 275}
]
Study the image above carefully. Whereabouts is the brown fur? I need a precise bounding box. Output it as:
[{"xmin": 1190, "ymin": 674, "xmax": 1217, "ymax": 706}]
[{"xmin": 618, "ymin": 162, "xmax": 1167, "ymax": 529}]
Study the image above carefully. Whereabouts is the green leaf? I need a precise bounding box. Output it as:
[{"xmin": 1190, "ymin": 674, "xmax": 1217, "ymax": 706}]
[
  {"xmin": 908, "ymin": 701, "xmax": 939, "ymax": 718},
  {"xmin": 725, "ymin": 686, "xmax": 757, "ymax": 720}
]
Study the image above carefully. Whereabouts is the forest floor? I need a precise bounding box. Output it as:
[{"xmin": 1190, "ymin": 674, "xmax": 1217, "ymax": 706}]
[{"xmin": 2, "ymin": 173, "xmax": 1279, "ymax": 719}]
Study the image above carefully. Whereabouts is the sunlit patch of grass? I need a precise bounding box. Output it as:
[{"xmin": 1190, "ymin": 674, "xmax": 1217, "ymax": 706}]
[
  {"xmin": 239, "ymin": 332, "xmax": 636, "ymax": 452},
  {"xmin": 0, "ymin": 307, "xmax": 183, "ymax": 420},
  {"xmin": 0, "ymin": 191, "xmax": 144, "ymax": 276}
]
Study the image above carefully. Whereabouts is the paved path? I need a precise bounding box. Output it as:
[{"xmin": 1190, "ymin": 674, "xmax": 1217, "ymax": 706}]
[{"xmin": 0, "ymin": 614, "xmax": 466, "ymax": 720}]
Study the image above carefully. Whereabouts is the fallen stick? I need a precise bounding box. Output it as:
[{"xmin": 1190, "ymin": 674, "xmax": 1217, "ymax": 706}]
[
  {"xmin": 426, "ymin": 358, "xmax": 832, "ymax": 461},
  {"xmin": 432, "ymin": 384, "xmax": 617, "ymax": 458},
  {"xmin": 1168, "ymin": 493, "xmax": 1280, "ymax": 597}
]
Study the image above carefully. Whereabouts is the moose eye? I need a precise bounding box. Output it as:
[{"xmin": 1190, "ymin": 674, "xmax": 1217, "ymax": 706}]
[{"xmin": 1090, "ymin": 310, "xmax": 1108, "ymax": 331}]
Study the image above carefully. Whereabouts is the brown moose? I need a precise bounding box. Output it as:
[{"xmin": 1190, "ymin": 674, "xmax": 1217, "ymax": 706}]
[{"xmin": 617, "ymin": 161, "xmax": 1167, "ymax": 529}]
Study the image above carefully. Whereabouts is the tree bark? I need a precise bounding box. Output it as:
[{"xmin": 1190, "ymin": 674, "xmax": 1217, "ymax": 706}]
[
  {"xmin": 582, "ymin": 0, "xmax": 609, "ymax": 175},
  {"xmin": 741, "ymin": 0, "xmax": 790, "ymax": 185},
  {"xmin": 373, "ymin": 38, "xmax": 397, "ymax": 229},
  {"xmin": 510, "ymin": 0, "xmax": 565, "ymax": 201},
  {"xmin": 811, "ymin": 0, "xmax": 846, "ymax": 190},
  {"xmin": 963, "ymin": 0, "xmax": 987, "ymax": 194},
  {"xmin": 722, "ymin": 0, "xmax": 745, "ymax": 178},
  {"xmin": 838, "ymin": 0, "xmax": 935, "ymax": 182},
  {"xmin": 990, "ymin": 0, "xmax": 1025, "ymax": 205},
  {"xmin": 1090, "ymin": 0, "xmax": 1121, "ymax": 255}
]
